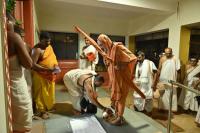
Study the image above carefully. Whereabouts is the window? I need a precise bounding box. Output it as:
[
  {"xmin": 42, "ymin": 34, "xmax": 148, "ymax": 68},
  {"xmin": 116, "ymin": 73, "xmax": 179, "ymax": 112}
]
[
  {"xmin": 135, "ymin": 30, "xmax": 169, "ymax": 67},
  {"xmin": 47, "ymin": 31, "xmax": 78, "ymax": 60},
  {"xmin": 189, "ymin": 29, "xmax": 200, "ymax": 59}
]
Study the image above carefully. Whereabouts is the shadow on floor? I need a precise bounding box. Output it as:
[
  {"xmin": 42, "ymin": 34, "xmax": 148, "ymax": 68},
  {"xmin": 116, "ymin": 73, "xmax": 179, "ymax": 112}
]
[{"xmin": 53, "ymin": 102, "xmax": 74, "ymax": 116}]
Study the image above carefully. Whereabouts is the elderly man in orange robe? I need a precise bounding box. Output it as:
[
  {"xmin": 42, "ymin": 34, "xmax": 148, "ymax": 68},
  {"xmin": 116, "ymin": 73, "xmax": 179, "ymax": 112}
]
[{"xmin": 75, "ymin": 26, "xmax": 145, "ymax": 125}]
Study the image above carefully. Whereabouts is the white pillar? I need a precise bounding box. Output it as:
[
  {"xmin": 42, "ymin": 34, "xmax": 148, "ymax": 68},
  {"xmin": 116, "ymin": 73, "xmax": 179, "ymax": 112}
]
[{"xmin": 168, "ymin": 21, "xmax": 181, "ymax": 58}]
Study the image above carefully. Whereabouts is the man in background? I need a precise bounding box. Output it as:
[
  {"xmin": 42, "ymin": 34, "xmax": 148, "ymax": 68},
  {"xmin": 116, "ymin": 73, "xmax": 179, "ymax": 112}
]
[
  {"xmin": 153, "ymin": 48, "xmax": 181, "ymax": 112},
  {"xmin": 133, "ymin": 51, "xmax": 157, "ymax": 114},
  {"xmin": 179, "ymin": 57, "xmax": 200, "ymax": 112},
  {"xmin": 80, "ymin": 37, "xmax": 98, "ymax": 71}
]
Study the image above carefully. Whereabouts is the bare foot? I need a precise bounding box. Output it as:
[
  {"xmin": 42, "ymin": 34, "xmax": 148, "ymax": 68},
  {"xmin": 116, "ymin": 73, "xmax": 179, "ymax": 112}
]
[
  {"xmin": 41, "ymin": 112, "xmax": 50, "ymax": 119},
  {"xmin": 109, "ymin": 116, "xmax": 125, "ymax": 126},
  {"xmin": 32, "ymin": 115, "xmax": 42, "ymax": 120}
]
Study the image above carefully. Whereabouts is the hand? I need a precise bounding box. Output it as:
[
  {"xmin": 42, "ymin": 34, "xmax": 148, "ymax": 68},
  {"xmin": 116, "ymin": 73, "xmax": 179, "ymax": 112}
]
[{"xmin": 52, "ymin": 67, "xmax": 61, "ymax": 74}]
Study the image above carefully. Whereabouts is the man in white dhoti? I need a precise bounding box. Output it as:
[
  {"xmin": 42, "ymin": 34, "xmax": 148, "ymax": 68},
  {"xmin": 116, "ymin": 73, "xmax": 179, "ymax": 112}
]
[
  {"xmin": 193, "ymin": 79, "xmax": 200, "ymax": 127},
  {"xmin": 63, "ymin": 69, "xmax": 112, "ymax": 114},
  {"xmin": 7, "ymin": 12, "xmax": 33, "ymax": 133},
  {"xmin": 14, "ymin": 25, "xmax": 33, "ymax": 98},
  {"xmin": 153, "ymin": 48, "xmax": 181, "ymax": 112},
  {"xmin": 179, "ymin": 58, "xmax": 200, "ymax": 112},
  {"xmin": 80, "ymin": 38, "xmax": 99, "ymax": 71},
  {"xmin": 134, "ymin": 51, "xmax": 157, "ymax": 113}
]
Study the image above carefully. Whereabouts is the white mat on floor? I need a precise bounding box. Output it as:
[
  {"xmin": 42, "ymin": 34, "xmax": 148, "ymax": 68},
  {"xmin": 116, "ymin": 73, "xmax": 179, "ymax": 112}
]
[{"xmin": 70, "ymin": 115, "xmax": 106, "ymax": 133}]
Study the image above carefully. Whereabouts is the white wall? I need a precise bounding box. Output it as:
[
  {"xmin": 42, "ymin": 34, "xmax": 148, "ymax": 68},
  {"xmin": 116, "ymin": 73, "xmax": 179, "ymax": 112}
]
[
  {"xmin": 128, "ymin": 0, "xmax": 200, "ymax": 57},
  {"xmin": 0, "ymin": 1, "xmax": 9, "ymax": 132},
  {"xmin": 38, "ymin": 12, "xmax": 128, "ymax": 36},
  {"xmin": 37, "ymin": 10, "xmax": 129, "ymax": 54},
  {"xmin": 36, "ymin": 0, "xmax": 200, "ymax": 57}
]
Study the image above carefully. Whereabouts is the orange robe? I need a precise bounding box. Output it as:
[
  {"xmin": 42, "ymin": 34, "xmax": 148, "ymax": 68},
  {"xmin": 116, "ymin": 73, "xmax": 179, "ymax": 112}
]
[
  {"xmin": 37, "ymin": 45, "xmax": 58, "ymax": 81},
  {"xmin": 73, "ymin": 26, "xmax": 145, "ymax": 116},
  {"xmin": 32, "ymin": 45, "xmax": 58, "ymax": 112},
  {"xmin": 108, "ymin": 43, "xmax": 144, "ymax": 116}
]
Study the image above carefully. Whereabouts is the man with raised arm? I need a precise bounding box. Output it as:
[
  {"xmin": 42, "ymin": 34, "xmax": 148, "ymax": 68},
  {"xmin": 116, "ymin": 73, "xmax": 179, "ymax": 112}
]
[{"xmin": 74, "ymin": 26, "xmax": 145, "ymax": 126}]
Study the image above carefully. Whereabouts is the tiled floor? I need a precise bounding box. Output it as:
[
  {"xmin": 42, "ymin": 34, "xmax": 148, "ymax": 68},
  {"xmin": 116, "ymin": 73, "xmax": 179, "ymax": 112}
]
[
  {"xmin": 32, "ymin": 84, "xmax": 200, "ymax": 133},
  {"xmin": 172, "ymin": 113, "xmax": 199, "ymax": 133}
]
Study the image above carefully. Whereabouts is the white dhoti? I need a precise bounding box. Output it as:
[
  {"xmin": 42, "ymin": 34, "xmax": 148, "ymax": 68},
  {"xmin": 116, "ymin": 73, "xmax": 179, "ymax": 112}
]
[
  {"xmin": 134, "ymin": 60, "xmax": 157, "ymax": 112},
  {"xmin": 196, "ymin": 107, "xmax": 200, "ymax": 124},
  {"xmin": 24, "ymin": 69, "xmax": 32, "ymax": 98},
  {"xmin": 178, "ymin": 66, "xmax": 200, "ymax": 112},
  {"xmin": 158, "ymin": 84, "xmax": 178, "ymax": 111},
  {"xmin": 10, "ymin": 56, "xmax": 32, "ymax": 131},
  {"xmin": 63, "ymin": 69, "xmax": 96, "ymax": 111},
  {"xmin": 179, "ymin": 84, "xmax": 199, "ymax": 112},
  {"xmin": 158, "ymin": 57, "xmax": 180, "ymax": 111}
]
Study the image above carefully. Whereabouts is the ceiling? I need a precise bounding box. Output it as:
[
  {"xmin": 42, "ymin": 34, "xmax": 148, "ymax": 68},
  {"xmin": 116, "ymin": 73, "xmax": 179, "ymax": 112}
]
[{"xmin": 35, "ymin": 0, "xmax": 178, "ymax": 22}]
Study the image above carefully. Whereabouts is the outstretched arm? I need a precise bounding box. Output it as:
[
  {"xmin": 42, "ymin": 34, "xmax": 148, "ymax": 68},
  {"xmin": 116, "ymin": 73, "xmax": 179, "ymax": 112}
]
[{"xmin": 84, "ymin": 83, "xmax": 106, "ymax": 111}]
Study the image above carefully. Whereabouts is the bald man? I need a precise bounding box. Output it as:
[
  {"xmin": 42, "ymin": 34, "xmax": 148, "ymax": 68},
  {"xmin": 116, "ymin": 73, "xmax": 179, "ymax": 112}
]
[{"xmin": 153, "ymin": 48, "xmax": 181, "ymax": 112}]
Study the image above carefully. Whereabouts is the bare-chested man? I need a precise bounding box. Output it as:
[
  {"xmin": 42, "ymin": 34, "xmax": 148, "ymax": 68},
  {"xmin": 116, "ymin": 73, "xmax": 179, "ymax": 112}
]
[
  {"xmin": 7, "ymin": 12, "xmax": 33, "ymax": 133},
  {"xmin": 153, "ymin": 48, "xmax": 181, "ymax": 112}
]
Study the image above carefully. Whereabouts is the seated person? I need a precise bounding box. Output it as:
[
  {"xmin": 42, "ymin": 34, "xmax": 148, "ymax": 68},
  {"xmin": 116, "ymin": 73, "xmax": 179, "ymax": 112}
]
[{"xmin": 63, "ymin": 69, "xmax": 112, "ymax": 115}]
